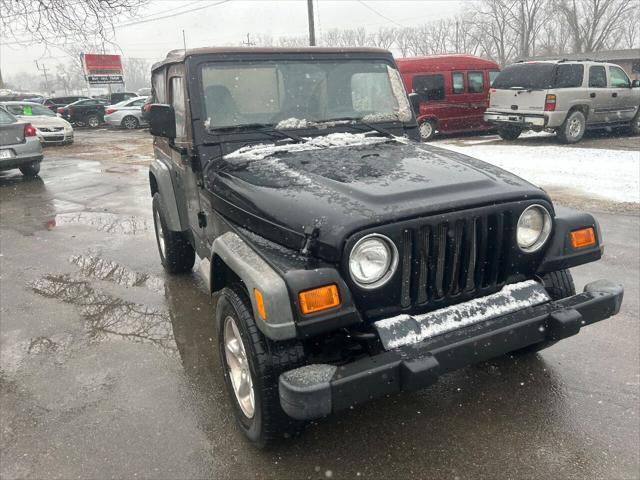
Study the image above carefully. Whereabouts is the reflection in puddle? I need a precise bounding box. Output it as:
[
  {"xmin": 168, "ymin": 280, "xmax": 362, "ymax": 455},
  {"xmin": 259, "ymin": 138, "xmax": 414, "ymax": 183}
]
[
  {"xmin": 30, "ymin": 274, "xmax": 176, "ymax": 353},
  {"xmin": 70, "ymin": 254, "xmax": 164, "ymax": 293},
  {"xmin": 54, "ymin": 212, "xmax": 151, "ymax": 235}
]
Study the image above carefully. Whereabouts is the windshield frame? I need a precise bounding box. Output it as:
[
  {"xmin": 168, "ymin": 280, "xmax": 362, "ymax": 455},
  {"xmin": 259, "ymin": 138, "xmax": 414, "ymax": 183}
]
[{"xmin": 189, "ymin": 52, "xmax": 414, "ymax": 141}]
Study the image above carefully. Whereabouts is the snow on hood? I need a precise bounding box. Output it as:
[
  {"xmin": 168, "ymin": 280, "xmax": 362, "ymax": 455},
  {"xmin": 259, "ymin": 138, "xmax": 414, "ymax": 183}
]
[
  {"xmin": 224, "ymin": 132, "xmax": 402, "ymax": 162},
  {"xmin": 17, "ymin": 115, "xmax": 71, "ymax": 129}
]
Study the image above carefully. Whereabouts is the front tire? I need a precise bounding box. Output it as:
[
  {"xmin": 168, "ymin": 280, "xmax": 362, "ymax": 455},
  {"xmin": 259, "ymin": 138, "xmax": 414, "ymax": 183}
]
[
  {"xmin": 19, "ymin": 161, "xmax": 41, "ymax": 177},
  {"xmin": 217, "ymin": 286, "xmax": 306, "ymax": 447},
  {"xmin": 512, "ymin": 270, "xmax": 576, "ymax": 355},
  {"xmin": 497, "ymin": 126, "xmax": 522, "ymax": 140},
  {"xmin": 152, "ymin": 192, "xmax": 195, "ymax": 274},
  {"xmin": 418, "ymin": 119, "xmax": 436, "ymax": 141},
  {"xmin": 122, "ymin": 116, "xmax": 139, "ymax": 130},
  {"xmin": 557, "ymin": 110, "xmax": 586, "ymax": 144},
  {"xmin": 85, "ymin": 115, "xmax": 100, "ymax": 128},
  {"xmin": 629, "ymin": 109, "xmax": 640, "ymax": 136}
]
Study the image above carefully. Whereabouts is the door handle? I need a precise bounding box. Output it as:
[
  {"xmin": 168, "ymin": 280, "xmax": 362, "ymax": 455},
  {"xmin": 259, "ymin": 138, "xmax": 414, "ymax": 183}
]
[
  {"xmin": 612, "ymin": 92, "xmax": 618, "ymax": 98},
  {"xmin": 590, "ymin": 92, "xmax": 596, "ymax": 98}
]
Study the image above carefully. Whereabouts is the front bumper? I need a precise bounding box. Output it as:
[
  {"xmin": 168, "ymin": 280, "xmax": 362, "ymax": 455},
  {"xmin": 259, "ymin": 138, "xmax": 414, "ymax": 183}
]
[
  {"xmin": 38, "ymin": 131, "xmax": 74, "ymax": 144},
  {"xmin": 279, "ymin": 279, "xmax": 623, "ymax": 421}
]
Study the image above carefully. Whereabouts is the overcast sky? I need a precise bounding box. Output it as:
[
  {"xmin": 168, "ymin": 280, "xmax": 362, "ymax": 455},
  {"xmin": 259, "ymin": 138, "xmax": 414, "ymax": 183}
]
[{"xmin": 1, "ymin": 0, "xmax": 464, "ymax": 76}]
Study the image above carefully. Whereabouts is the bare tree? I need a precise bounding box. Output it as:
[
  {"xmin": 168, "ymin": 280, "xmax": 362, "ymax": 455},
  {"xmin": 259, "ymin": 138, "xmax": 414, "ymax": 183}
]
[
  {"xmin": 122, "ymin": 58, "xmax": 151, "ymax": 92},
  {"xmin": 555, "ymin": 0, "xmax": 638, "ymax": 53}
]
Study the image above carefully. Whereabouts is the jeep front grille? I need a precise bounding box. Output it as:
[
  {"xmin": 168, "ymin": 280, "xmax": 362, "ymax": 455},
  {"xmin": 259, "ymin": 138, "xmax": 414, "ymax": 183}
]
[{"xmin": 398, "ymin": 211, "xmax": 512, "ymax": 308}]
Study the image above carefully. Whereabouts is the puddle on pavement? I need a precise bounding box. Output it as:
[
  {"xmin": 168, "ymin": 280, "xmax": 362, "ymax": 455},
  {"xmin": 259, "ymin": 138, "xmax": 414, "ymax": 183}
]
[
  {"xmin": 70, "ymin": 254, "xmax": 164, "ymax": 293},
  {"xmin": 54, "ymin": 212, "xmax": 151, "ymax": 235},
  {"xmin": 29, "ymin": 274, "xmax": 176, "ymax": 353}
]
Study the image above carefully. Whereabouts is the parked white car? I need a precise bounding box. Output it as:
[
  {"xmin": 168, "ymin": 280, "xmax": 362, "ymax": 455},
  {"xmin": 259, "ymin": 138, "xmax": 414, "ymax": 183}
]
[
  {"xmin": 1, "ymin": 101, "xmax": 74, "ymax": 145},
  {"xmin": 104, "ymin": 96, "xmax": 149, "ymax": 129}
]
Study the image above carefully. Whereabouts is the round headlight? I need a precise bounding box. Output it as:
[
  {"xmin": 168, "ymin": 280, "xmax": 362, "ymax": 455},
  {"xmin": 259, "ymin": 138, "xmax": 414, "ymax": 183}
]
[
  {"xmin": 517, "ymin": 205, "xmax": 552, "ymax": 252},
  {"xmin": 349, "ymin": 234, "xmax": 398, "ymax": 289}
]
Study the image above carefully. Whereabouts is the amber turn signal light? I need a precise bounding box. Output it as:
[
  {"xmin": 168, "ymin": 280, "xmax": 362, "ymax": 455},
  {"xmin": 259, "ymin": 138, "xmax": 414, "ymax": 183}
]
[
  {"xmin": 570, "ymin": 227, "xmax": 596, "ymax": 249},
  {"xmin": 299, "ymin": 285, "xmax": 341, "ymax": 315},
  {"xmin": 254, "ymin": 289, "xmax": 267, "ymax": 320}
]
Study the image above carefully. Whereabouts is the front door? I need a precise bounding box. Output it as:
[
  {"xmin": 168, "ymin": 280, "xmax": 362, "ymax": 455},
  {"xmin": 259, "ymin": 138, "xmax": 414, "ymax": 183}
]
[{"xmin": 608, "ymin": 65, "xmax": 636, "ymax": 122}]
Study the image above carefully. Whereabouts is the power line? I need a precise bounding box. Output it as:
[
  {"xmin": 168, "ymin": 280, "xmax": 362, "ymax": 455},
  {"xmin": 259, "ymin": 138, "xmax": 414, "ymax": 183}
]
[{"xmin": 356, "ymin": 0, "xmax": 405, "ymax": 28}]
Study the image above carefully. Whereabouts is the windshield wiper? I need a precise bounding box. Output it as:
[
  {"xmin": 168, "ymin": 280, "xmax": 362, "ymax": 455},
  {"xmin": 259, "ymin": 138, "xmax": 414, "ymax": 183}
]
[
  {"xmin": 329, "ymin": 117, "xmax": 395, "ymax": 138},
  {"xmin": 210, "ymin": 123, "xmax": 304, "ymax": 143}
]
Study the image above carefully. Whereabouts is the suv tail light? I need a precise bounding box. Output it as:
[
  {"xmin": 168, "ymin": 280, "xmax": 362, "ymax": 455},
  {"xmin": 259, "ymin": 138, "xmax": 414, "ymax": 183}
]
[
  {"xmin": 544, "ymin": 94, "xmax": 557, "ymax": 112},
  {"xmin": 105, "ymin": 108, "xmax": 117, "ymax": 115},
  {"xmin": 24, "ymin": 124, "xmax": 37, "ymax": 137},
  {"xmin": 57, "ymin": 107, "xmax": 64, "ymax": 114},
  {"xmin": 143, "ymin": 103, "xmax": 152, "ymax": 111}
]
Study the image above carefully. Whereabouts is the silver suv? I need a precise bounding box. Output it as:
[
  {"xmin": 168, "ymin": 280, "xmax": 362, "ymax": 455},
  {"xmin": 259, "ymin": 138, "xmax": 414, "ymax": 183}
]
[{"xmin": 484, "ymin": 60, "xmax": 640, "ymax": 143}]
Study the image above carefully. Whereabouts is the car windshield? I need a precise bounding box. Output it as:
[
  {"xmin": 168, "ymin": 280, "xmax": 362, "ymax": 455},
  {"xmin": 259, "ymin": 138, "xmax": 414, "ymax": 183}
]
[
  {"xmin": 5, "ymin": 103, "xmax": 55, "ymax": 117},
  {"xmin": 200, "ymin": 59, "xmax": 412, "ymax": 130},
  {"xmin": 492, "ymin": 63, "xmax": 557, "ymax": 90}
]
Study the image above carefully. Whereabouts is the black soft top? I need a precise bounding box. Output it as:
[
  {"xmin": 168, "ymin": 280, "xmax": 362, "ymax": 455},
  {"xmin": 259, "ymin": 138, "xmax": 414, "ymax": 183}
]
[{"xmin": 151, "ymin": 46, "xmax": 392, "ymax": 72}]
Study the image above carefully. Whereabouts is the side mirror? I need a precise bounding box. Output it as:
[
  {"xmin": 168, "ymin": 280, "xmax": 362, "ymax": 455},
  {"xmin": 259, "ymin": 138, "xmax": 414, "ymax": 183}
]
[
  {"xmin": 632, "ymin": 80, "xmax": 640, "ymax": 88},
  {"xmin": 149, "ymin": 104, "xmax": 176, "ymax": 138},
  {"xmin": 408, "ymin": 92, "xmax": 421, "ymax": 115}
]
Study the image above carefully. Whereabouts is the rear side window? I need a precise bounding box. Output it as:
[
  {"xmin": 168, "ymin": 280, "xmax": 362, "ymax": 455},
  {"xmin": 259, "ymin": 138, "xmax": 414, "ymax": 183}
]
[
  {"xmin": 467, "ymin": 72, "xmax": 484, "ymax": 93},
  {"xmin": 609, "ymin": 66, "xmax": 630, "ymax": 88},
  {"xmin": 0, "ymin": 108, "xmax": 16, "ymax": 124},
  {"xmin": 452, "ymin": 72, "xmax": 464, "ymax": 94},
  {"xmin": 554, "ymin": 64, "xmax": 584, "ymax": 88},
  {"xmin": 489, "ymin": 71, "xmax": 500, "ymax": 86},
  {"xmin": 491, "ymin": 63, "xmax": 555, "ymax": 90},
  {"xmin": 170, "ymin": 77, "xmax": 186, "ymax": 139},
  {"xmin": 152, "ymin": 70, "xmax": 166, "ymax": 103},
  {"xmin": 413, "ymin": 74, "xmax": 445, "ymax": 101},
  {"xmin": 589, "ymin": 66, "xmax": 607, "ymax": 88}
]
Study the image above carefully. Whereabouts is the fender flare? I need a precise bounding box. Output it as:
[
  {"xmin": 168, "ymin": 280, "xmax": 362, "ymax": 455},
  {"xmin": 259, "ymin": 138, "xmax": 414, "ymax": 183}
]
[
  {"xmin": 149, "ymin": 157, "xmax": 183, "ymax": 231},
  {"xmin": 211, "ymin": 232, "xmax": 297, "ymax": 341}
]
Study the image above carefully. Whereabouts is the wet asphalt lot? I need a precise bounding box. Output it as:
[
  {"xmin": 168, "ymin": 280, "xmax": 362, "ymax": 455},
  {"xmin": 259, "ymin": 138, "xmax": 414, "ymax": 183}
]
[{"xmin": 1, "ymin": 129, "xmax": 639, "ymax": 479}]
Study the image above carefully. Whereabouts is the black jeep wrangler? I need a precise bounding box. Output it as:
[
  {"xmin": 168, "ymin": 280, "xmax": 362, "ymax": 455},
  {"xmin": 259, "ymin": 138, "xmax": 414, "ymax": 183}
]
[{"xmin": 147, "ymin": 47, "xmax": 623, "ymax": 447}]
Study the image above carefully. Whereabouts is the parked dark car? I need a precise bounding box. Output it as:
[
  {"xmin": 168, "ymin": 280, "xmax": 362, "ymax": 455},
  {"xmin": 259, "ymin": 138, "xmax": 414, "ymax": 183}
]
[
  {"xmin": 57, "ymin": 98, "xmax": 110, "ymax": 128},
  {"xmin": 96, "ymin": 92, "xmax": 138, "ymax": 105},
  {"xmin": 148, "ymin": 46, "xmax": 623, "ymax": 447},
  {"xmin": 43, "ymin": 96, "xmax": 90, "ymax": 112}
]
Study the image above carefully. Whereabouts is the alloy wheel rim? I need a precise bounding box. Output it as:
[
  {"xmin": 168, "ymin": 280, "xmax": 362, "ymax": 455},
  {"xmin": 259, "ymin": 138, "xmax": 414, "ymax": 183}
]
[
  {"xmin": 154, "ymin": 210, "xmax": 166, "ymax": 258},
  {"xmin": 224, "ymin": 315, "xmax": 255, "ymax": 418},
  {"xmin": 89, "ymin": 117, "xmax": 98, "ymax": 127},
  {"xmin": 124, "ymin": 118, "xmax": 137, "ymax": 129},
  {"xmin": 420, "ymin": 122, "xmax": 433, "ymax": 139},
  {"xmin": 569, "ymin": 117, "xmax": 582, "ymax": 137}
]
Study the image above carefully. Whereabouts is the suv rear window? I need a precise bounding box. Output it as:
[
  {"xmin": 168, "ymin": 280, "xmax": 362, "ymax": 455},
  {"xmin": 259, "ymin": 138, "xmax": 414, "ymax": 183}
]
[
  {"xmin": 413, "ymin": 74, "xmax": 445, "ymax": 101},
  {"xmin": 554, "ymin": 64, "xmax": 583, "ymax": 88},
  {"xmin": 492, "ymin": 63, "xmax": 555, "ymax": 90}
]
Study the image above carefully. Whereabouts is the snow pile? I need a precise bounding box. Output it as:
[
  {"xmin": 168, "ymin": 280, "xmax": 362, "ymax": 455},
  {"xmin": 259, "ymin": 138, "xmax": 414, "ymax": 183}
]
[
  {"xmin": 375, "ymin": 280, "xmax": 550, "ymax": 350},
  {"xmin": 274, "ymin": 117, "xmax": 315, "ymax": 129},
  {"xmin": 225, "ymin": 132, "xmax": 394, "ymax": 161},
  {"xmin": 431, "ymin": 140, "xmax": 640, "ymax": 203}
]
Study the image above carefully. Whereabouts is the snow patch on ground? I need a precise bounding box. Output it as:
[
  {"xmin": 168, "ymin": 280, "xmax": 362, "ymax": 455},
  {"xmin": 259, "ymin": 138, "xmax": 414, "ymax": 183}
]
[{"xmin": 430, "ymin": 140, "xmax": 640, "ymax": 203}]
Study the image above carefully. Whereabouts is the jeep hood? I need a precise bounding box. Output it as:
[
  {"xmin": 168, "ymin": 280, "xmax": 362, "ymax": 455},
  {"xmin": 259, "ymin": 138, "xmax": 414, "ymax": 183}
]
[{"xmin": 207, "ymin": 136, "xmax": 549, "ymax": 262}]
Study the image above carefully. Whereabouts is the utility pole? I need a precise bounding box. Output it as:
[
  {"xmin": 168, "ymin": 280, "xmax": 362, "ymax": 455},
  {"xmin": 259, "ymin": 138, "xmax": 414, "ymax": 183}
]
[
  {"xmin": 307, "ymin": 0, "xmax": 316, "ymax": 46},
  {"xmin": 242, "ymin": 33, "xmax": 255, "ymax": 47},
  {"xmin": 35, "ymin": 61, "xmax": 50, "ymax": 94}
]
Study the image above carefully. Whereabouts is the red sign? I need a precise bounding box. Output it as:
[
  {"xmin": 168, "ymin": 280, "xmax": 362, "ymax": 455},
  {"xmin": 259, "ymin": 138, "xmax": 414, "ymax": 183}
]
[{"xmin": 82, "ymin": 54, "xmax": 123, "ymax": 74}]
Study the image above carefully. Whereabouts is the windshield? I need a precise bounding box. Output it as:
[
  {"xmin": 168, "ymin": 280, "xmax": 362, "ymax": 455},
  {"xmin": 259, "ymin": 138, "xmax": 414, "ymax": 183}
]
[
  {"xmin": 200, "ymin": 59, "xmax": 412, "ymax": 130},
  {"xmin": 492, "ymin": 63, "xmax": 556, "ymax": 90},
  {"xmin": 5, "ymin": 103, "xmax": 55, "ymax": 117}
]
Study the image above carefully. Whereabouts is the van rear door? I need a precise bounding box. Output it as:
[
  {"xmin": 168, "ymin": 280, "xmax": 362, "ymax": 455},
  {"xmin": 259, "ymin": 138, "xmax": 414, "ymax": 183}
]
[{"xmin": 489, "ymin": 63, "xmax": 554, "ymax": 115}]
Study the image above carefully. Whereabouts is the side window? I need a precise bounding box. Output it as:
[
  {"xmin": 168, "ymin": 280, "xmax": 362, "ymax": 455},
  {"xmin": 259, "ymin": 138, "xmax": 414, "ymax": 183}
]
[
  {"xmin": 589, "ymin": 66, "xmax": 607, "ymax": 88},
  {"xmin": 152, "ymin": 70, "xmax": 166, "ymax": 103},
  {"xmin": 554, "ymin": 64, "xmax": 584, "ymax": 88},
  {"xmin": 452, "ymin": 72, "xmax": 464, "ymax": 94},
  {"xmin": 170, "ymin": 76, "xmax": 186, "ymax": 139},
  {"xmin": 413, "ymin": 74, "xmax": 445, "ymax": 101},
  {"xmin": 609, "ymin": 66, "xmax": 630, "ymax": 88},
  {"xmin": 467, "ymin": 72, "xmax": 484, "ymax": 93},
  {"xmin": 131, "ymin": 99, "xmax": 146, "ymax": 107},
  {"xmin": 489, "ymin": 70, "xmax": 500, "ymax": 86}
]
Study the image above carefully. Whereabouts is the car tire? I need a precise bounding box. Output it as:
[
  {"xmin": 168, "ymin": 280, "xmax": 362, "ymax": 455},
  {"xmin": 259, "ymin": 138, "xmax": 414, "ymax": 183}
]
[
  {"xmin": 497, "ymin": 126, "xmax": 522, "ymax": 141},
  {"xmin": 418, "ymin": 119, "xmax": 436, "ymax": 141},
  {"xmin": 85, "ymin": 115, "xmax": 100, "ymax": 128},
  {"xmin": 152, "ymin": 192, "xmax": 195, "ymax": 274},
  {"xmin": 122, "ymin": 116, "xmax": 139, "ymax": 130},
  {"xmin": 19, "ymin": 161, "xmax": 41, "ymax": 177},
  {"xmin": 557, "ymin": 110, "xmax": 586, "ymax": 144},
  {"xmin": 629, "ymin": 109, "xmax": 640, "ymax": 136},
  {"xmin": 512, "ymin": 269, "xmax": 576, "ymax": 355},
  {"xmin": 217, "ymin": 285, "xmax": 306, "ymax": 448}
]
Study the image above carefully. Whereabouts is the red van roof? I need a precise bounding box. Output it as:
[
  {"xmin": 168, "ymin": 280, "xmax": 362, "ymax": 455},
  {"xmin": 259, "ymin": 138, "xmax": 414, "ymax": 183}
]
[{"xmin": 396, "ymin": 54, "xmax": 499, "ymax": 73}]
